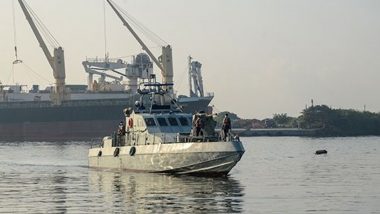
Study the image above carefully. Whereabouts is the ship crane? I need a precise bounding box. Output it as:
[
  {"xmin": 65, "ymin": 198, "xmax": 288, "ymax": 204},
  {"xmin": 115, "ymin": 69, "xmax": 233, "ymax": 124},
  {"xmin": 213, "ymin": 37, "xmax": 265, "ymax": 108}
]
[
  {"xmin": 106, "ymin": 0, "xmax": 174, "ymax": 94},
  {"xmin": 188, "ymin": 56, "xmax": 205, "ymax": 97},
  {"xmin": 18, "ymin": 0, "xmax": 68, "ymax": 105},
  {"xmin": 82, "ymin": 53, "xmax": 153, "ymax": 93},
  {"xmin": 82, "ymin": 57, "xmax": 125, "ymax": 92}
]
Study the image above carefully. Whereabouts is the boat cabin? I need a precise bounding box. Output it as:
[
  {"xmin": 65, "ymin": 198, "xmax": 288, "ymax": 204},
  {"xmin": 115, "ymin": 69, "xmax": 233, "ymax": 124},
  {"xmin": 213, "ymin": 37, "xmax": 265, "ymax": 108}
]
[{"xmin": 106, "ymin": 81, "xmax": 220, "ymax": 148}]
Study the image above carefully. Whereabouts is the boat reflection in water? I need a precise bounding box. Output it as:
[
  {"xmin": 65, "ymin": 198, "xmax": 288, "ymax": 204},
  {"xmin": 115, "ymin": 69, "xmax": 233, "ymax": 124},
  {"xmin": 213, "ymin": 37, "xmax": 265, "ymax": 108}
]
[{"xmin": 88, "ymin": 169, "xmax": 245, "ymax": 213}]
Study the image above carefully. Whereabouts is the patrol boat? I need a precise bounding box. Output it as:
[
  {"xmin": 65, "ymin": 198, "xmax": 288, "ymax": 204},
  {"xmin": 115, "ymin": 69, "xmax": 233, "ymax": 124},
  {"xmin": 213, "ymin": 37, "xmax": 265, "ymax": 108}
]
[{"xmin": 88, "ymin": 81, "xmax": 245, "ymax": 176}]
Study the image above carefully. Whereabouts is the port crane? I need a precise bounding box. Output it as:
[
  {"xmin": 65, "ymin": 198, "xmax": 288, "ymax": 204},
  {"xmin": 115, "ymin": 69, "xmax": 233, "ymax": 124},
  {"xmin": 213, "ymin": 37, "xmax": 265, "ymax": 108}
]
[
  {"xmin": 18, "ymin": 0, "xmax": 68, "ymax": 105},
  {"xmin": 106, "ymin": 0, "xmax": 174, "ymax": 94}
]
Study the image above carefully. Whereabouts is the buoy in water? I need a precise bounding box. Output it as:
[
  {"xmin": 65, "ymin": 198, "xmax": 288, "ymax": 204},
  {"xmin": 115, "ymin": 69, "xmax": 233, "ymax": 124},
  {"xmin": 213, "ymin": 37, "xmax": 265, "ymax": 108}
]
[{"xmin": 315, "ymin": 150, "xmax": 327, "ymax": 155}]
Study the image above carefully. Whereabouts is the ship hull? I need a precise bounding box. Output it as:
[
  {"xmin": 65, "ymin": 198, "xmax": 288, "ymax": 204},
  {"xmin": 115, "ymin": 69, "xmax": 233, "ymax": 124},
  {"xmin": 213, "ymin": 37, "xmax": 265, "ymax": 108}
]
[
  {"xmin": 0, "ymin": 96, "xmax": 213, "ymax": 141},
  {"xmin": 88, "ymin": 141, "xmax": 245, "ymax": 176},
  {"xmin": 0, "ymin": 120, "xmax": 117, "ymax": 141}
]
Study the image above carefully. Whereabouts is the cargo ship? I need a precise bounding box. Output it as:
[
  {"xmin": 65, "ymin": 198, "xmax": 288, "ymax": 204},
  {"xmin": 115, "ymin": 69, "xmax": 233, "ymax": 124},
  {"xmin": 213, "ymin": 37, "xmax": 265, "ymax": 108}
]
[{"xmin": 0, "ymin": 0, "xmax": 213, "ymax": 141}]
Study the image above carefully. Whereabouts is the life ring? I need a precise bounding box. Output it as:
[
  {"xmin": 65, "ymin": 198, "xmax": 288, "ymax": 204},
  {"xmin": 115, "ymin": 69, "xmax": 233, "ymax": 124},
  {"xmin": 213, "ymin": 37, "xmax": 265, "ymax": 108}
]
[
  {"xmin": 128, "ymin": 117, "xmax": 134, "ymax": 128},
  {"xmin": 129, "ymin": 146, "xmax": 136, "ymax": 156},
  {"xmin": 98, "ymin": 150, "xmax": 102, "ymax": 157},
  {"xmin": 113, "ymin": 148, "xmax": 120, "ymax": 157}
]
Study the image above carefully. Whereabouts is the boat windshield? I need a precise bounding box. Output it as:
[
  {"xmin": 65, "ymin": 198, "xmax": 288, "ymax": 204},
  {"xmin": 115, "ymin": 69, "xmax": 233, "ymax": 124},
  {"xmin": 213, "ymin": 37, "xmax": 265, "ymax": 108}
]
[
  {"xmin": 178, "ymin": 117, "xmax": 189, "ymax": 126},
  {"xmin": 144, "ymin": 118, "xmax": 156, "ymax": 127},
  {"xmin": 168, "ymin": 117, "xmax": 179, "ymax": 126},
  {"xmin": 141, "ymin": 113, "xmax": 192, "ymax": 134},
  {"xmin": 157, "ymin": 117, "xmax": 168, "ymax": 126}
]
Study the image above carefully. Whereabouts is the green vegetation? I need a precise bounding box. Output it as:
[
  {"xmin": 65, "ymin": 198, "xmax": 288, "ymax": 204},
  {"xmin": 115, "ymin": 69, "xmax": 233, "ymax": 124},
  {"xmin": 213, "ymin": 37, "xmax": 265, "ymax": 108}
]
[
  {"xmin": 273, "ymin": 113, "xmax": 298, "ymax": 128},
  {"xmin": 299, "ymin": 105, "xmax": 380, "ymax": 136},
  {"xmin": 214, "ymin": 111, "xmax": 298, "ymax": 129},
  {"xmin": 214, "ymin": 111, "xmax": 240, "ymax": 128},
  {"xmin": 217, "ymin": 105, "xmax": 380, "ymax": 136}
]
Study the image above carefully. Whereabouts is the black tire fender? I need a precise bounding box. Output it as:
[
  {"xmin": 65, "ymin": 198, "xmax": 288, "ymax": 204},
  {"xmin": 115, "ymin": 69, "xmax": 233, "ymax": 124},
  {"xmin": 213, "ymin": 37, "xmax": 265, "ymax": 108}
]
[
  {"xmin": 113, "ymin": 148, "xmax": 120, "ymax": 157},
  {"xmin": 129, "ymin": 146, "xmax": 136, "ymax": 156}
]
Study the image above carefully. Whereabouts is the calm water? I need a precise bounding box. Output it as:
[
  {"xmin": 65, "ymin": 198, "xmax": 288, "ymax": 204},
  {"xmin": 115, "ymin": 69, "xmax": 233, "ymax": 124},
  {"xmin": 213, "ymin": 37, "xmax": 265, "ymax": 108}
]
[{"xmin": 0, "ymin": 137, "xmax": 379, "ymax": 213}]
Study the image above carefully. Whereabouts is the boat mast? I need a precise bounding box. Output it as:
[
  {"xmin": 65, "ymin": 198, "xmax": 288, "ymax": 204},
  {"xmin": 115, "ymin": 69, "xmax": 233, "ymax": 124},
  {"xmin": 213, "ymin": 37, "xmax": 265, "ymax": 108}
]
[
  {"xmin": 18, "ymin": 0, "xmax": 67, "ymax": 105},
  {"xmin": 106, "ymin": 0, "xmax": 174, "ymax": 94}
]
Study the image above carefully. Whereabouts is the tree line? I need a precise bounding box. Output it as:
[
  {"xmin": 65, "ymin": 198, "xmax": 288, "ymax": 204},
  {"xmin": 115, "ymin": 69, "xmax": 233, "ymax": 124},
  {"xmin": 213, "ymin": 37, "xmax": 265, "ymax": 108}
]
[{"xmin": 215, "ymin": 105, "xmax": 380, "ymax": 136}]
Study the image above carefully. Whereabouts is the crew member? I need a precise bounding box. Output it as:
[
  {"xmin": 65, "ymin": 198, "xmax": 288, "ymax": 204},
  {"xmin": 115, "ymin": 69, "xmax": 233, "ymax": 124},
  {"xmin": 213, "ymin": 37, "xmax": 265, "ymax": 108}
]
[
  {"xmin": 222, "ymin": 114, "xmax": 231, "ymax": 141},
  {"xmin": 117, "ymin": 121, "xmax": 125, "ymax": 136},
  {"xmin": 195, "ymin": 116, "xmax": 203, "ymax": 136},
  {"xmin": 116, "ymin": 121, "xmax": 125, "ymax": 146}
]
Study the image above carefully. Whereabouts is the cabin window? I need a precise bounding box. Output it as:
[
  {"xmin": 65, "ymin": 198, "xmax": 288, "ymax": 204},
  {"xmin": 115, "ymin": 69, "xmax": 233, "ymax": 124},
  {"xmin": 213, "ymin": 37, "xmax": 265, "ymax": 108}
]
[
  {"xmin": 168, "ymin": 117, "xmax": 179, "ymax": 126},
  {"xmin": 144, "ymin": 118, "xmax": 156, "ymax": 127},
  {"xmin": 179, "ymin": 117, "xmax": 189, "ymax": 126},
  {"xmin": 157, "ymin": 117, "xmax": 168, "ymax": 126}
]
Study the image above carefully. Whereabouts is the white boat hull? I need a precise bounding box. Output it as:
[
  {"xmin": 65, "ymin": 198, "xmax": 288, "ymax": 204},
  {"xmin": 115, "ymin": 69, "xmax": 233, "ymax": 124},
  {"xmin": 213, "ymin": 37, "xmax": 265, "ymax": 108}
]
[{"xmin": 89, "ymin": 141, "xmax": 245, "ymax": 176}]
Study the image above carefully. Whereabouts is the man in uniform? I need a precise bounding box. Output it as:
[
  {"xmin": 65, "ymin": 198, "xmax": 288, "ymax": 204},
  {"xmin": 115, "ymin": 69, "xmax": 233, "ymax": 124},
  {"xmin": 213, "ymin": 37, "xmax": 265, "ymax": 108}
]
[
  {"xmin": 222, "ymin": 114, "xmax": 231, "ymax": 141},
  {"xmin": 195, "ymin": 116, "xmax": 203, "ymax": 136}
]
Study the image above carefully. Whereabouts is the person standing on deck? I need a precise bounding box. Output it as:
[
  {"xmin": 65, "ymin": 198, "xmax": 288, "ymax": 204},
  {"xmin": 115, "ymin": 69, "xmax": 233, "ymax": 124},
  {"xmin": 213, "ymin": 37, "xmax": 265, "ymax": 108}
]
[
  {"xmin": 117, "ymin": 121, "xmax": 125, "ymax": 146},
  {"xmin": 222, "ymin": 114, "xmax": 231, "ymax": 141},
  {"xmin": 195, "ymin": 116, "xmax": 203, "ymax": 136},
  {"xmin": 118, "ymin": 121, "xmax": 125, "ymax": 136}
]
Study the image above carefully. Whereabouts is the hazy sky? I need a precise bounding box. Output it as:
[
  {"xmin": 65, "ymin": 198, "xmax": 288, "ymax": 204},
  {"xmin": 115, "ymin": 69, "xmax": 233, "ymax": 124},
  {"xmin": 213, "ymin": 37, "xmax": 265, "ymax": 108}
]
[{"xmin": 0, "ymin": 0, "xmax": 379, "ymax": 119}]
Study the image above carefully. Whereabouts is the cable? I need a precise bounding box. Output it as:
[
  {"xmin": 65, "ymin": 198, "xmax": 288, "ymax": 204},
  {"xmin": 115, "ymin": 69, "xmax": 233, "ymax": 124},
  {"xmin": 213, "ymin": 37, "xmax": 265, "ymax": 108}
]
[
  {"xmin": 174, "ymin": 64, "xmax": 189, "ymax": 96},
  {"xmin": 103, "ymin": 0, "xmax": 108, "ymax": 57},
  {"xmin": 112, "ymin": 1, "xmax": 167, "ymax": 46},
  {"xmin": 6, "ymin": 64, "xmax": 15, "ymax": 84},
  {"xmin": 125, "ymin": 11, "xmax": 167, "ymax": 46},
  {"xmin": 12, "ymin": 0, "xmax": 19, "ymax": 60},
  {"xmin": 8, "ymin": 62, "xmax": 52, "ymax": 85},
  {"xmin": 23, "ymin": 1, "xmax": 54, "ymax": 47},
  {"xmin": 23, "ymin": 0, "xmax": 60, "ymax": 48},
  {"xmin": 22, "ymin": 62, "xmax": 53, "ymax": 84}
]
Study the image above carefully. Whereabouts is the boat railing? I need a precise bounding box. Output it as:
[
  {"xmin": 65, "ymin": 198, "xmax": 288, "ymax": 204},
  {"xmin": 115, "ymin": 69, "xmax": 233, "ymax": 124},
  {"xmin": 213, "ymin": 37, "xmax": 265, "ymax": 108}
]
[
  {"xmin": 85, "ymin": 57, "xmax": 126, "ymax": 64},
  {"xmin": 111, "ymin": 129, "xmax": 237, "ymax": 147}
]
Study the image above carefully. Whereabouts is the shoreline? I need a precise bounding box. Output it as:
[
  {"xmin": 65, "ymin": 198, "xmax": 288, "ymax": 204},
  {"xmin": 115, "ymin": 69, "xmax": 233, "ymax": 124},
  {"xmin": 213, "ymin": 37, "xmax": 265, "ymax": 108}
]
[
  {"xmin": 231, "ymin": 128, "xmax": 318, "ymax": 137},
  {"xmin": 231, "ymin": 128, "xmax": 380, "ymax": 137}
]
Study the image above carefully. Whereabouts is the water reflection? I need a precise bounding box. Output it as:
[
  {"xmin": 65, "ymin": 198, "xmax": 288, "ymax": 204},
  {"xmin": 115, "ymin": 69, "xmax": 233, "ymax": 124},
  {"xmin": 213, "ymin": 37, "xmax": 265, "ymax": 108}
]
[
  {"xmin": 49, "ymin": 170, "xmax": 68, "ymax": 213},
  {"xmin": 88, "ymin": 169, "xmax": 245, "ymax": 213}
]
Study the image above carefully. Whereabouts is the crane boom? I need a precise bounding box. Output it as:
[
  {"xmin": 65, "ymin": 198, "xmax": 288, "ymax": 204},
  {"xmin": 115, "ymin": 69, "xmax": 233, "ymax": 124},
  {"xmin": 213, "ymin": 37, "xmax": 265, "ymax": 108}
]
[
  {"xmin": 18, "ymin": 0, "xmax": 67, "ymax": 105},
  {"xmin": 106, "ymin": 0, "xmax": 174, "ymax": 93},
  {"xmin": 18, "ymin": 0, "xmax": 53, "ymax": 68},
  {"xmin": 106, "ymin": 0, "xmax": 163, "ymax": 73}
]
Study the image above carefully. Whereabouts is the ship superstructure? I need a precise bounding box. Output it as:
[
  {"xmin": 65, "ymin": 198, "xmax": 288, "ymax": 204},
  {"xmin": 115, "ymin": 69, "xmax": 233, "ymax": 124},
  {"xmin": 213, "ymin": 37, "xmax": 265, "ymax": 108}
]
[{"xmin": 82, "ymin": 53, "xmax": 153, "ymax": 94}]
